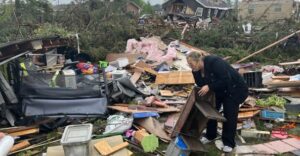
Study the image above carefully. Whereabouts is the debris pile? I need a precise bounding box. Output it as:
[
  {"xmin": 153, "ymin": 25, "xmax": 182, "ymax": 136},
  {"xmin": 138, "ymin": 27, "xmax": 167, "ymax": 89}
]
[{"xmin": 0, "ymin": 36, "xmax": 299, "ymax": 156}]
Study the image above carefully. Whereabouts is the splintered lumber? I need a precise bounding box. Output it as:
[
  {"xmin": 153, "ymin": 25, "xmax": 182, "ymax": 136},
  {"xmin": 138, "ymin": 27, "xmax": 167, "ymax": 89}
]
[
  {"xmin": 94, "ymin": 141, "xmax": 129, "ymax": 156},
  {"xmin": 236, "ymin": 30, "xmax": 300, "ymax": 63},
  {"xmin": 155, "ymin": 71, "xmax": 195, "ymax": 85},
  {"xmin": 9, "ymin": 128, "xmax": 39, "ymax": 137}
]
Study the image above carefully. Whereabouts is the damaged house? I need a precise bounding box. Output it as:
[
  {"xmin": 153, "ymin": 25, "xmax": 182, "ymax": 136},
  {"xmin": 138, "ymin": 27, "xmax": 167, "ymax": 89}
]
[
  {"xmin": 162, "ymin": 0, "xmax": 231, "ymax": 19},
  {"xmin": 238, "ymin": 0, "xmax": 294, "ymax": 22}
]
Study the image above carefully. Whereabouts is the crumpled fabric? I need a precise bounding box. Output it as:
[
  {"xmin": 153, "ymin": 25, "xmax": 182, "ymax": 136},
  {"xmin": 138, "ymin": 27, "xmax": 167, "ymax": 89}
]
[{"xmin": 261, "ymin": 65, "xmax": 284, "ymax": 73}]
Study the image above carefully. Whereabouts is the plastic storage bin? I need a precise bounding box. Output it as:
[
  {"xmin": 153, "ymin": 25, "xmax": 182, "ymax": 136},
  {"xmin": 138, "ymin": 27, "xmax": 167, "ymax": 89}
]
[{"xmin": 61, "ymin": 124, "xmax": 93, "ymax": 156}]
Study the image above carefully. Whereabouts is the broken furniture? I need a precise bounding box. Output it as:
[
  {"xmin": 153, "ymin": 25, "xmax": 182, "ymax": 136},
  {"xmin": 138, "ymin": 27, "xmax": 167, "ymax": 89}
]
[{"xmin": 167, "ymin": 87, "xmax": 226, "ymax": 155}]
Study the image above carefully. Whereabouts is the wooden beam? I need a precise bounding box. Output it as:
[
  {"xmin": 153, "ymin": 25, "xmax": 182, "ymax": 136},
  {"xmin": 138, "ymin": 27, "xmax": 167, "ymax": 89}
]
[
  {"xmin": 9, "ymin": 128, "xmax": 39, "ymax": 137},
  {"xmin": 236, "ymin": 30, "xmax": 300, "ymax": 63}
]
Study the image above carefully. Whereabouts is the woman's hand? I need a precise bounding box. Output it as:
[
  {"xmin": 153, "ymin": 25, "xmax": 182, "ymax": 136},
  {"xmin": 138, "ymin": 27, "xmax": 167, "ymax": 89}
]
[{"xmin": 198, "ymin": 85, "xmax": 209, "ymax": 96}]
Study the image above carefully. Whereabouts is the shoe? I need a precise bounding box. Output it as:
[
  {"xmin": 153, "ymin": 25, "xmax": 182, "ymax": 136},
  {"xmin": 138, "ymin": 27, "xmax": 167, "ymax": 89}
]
[
  {"xmin": 223, "ymin": 146, "xmax": 233, "ymax": 153},
  {"xmin": 199, "ymin": 136, "xmax": 212, "ymax": 144},
  {"xmin": 214, "ymin": 140, "xmax": 224, "ymax": 150}
]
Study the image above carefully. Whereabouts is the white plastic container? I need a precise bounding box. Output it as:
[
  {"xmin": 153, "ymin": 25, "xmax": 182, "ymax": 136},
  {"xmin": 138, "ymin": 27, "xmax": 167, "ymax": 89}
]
[
  {"xmin": 0, "ymin": 135, "xmax": 14, "ymax": 156},
  {"xmin": 62, "ymin": 70, "xmax": 77, "ymax": 89},
  {"xmin": 61, "ymin": 124, "xmax": 93, "ymax": 156},
  {"xmin": 111, "ymin": 70, "xmax": 128, "ymax": 80}
]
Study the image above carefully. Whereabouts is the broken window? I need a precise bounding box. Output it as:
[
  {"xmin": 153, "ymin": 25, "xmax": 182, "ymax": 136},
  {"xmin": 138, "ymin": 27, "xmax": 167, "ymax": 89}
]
[
  {"xmin": 273, "ymin": 4, "xmax": 282, "ymax": 12},
  {"xmin": 195, "ymin": 7, "xmax": 204, "ymax": 16},
  {"xmin": 248, "ymin": 4, "xmax": 255, "ymax": 14}
]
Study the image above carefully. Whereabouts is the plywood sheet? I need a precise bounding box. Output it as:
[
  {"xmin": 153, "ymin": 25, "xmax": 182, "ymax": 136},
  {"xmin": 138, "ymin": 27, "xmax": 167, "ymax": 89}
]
[
  {"xmin": 195, "ymin": 102, "xmax": 226, "ymax": 121},
  {"xmin": 155, "ymin": 71, "xmax": 195, "ymax": 85},
  {"xmin": 108, "ymin": 105, "xmax": 180, "ymax": 114}
]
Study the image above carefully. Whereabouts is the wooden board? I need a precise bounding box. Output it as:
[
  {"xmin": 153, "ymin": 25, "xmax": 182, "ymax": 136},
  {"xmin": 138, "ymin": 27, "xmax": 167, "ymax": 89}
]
[
  {"xmin": 134, "ymin": 61, "xmax": 158, "ymax": 75},
  {"xmin": 238, "ymin": 110, "xmax": 261, "ymax": 119},
  {"xmin": 47, "ymin": 136, "xmax": 129, "ymax": 156},
  {"xmin": 94, "ymin": 141, "xmax": 129, "ymax": 156},
  {"xmin": 272, "ymin": 75, "xmax": 290, "ymax": 81},
  {"xmin": 159, "ymin": 90, "xmax": 174, "ymax": 97},
  {"xmin": 130, "ymin": 71, "xmax": 142, "ymax": 84},
  {"xmin": 135, "ymin": 117, "xmax": 171, "ymax": 141},
  {"xmin": 267, "ymin": 81, "xmax": 300, "ymax": 88},
  {"xmin": 239, "ymin": 107, "xmax": 260, "ymax": 112},
  {"xmin": 278, "ymin": 88, "xmax": 300, "ymax": 97},
  {"xmin": 279, "ymin": 60, "xmax": 300, "ymax": 66},
  {"xmin": 155, "ymin": 71, "xmax": 195, "ymax": 85},
  {"xmin": 9, "ymin": 128, "xmax": 39, "ymax": 137},
  {"xmin": 108, "ymin": 105, "xmax": 180, "ymax": 114},
  {"xmin": 171, "ymin": 88, "xmax": 196, "ymax": 138},
  {"xmin": 195, "ymin": 102, "xmax": 226, "ymax": 121}
]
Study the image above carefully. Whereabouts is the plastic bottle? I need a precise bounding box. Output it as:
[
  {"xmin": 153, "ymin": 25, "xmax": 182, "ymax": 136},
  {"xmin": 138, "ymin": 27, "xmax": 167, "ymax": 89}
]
[{"xmin": 0, "ymin": 135, "xmax": 14, "ymax": 156}]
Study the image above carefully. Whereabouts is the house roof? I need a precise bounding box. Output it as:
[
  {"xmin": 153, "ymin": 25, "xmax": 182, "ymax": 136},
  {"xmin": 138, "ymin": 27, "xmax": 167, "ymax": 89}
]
[
  {"xmin": 128, "ymin": 1, "xmax": 142, "ymax": 10},
  {"xmin": 163, "ymin": 0, "xmax": 231, "ymax": 10},
  {"xmin": 196, "ymin": 0, "xmax": 230, "ymax": 10}
]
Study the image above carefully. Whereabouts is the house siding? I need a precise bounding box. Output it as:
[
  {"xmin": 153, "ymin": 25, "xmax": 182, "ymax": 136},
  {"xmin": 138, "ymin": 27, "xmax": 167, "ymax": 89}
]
[
  {"xmin": 238, "ymin": 0, "xmax": 294, "ymax": 22},
  {"xmin": 126, "ymin": 3, "xmax": 140, "ymax": 15}
]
